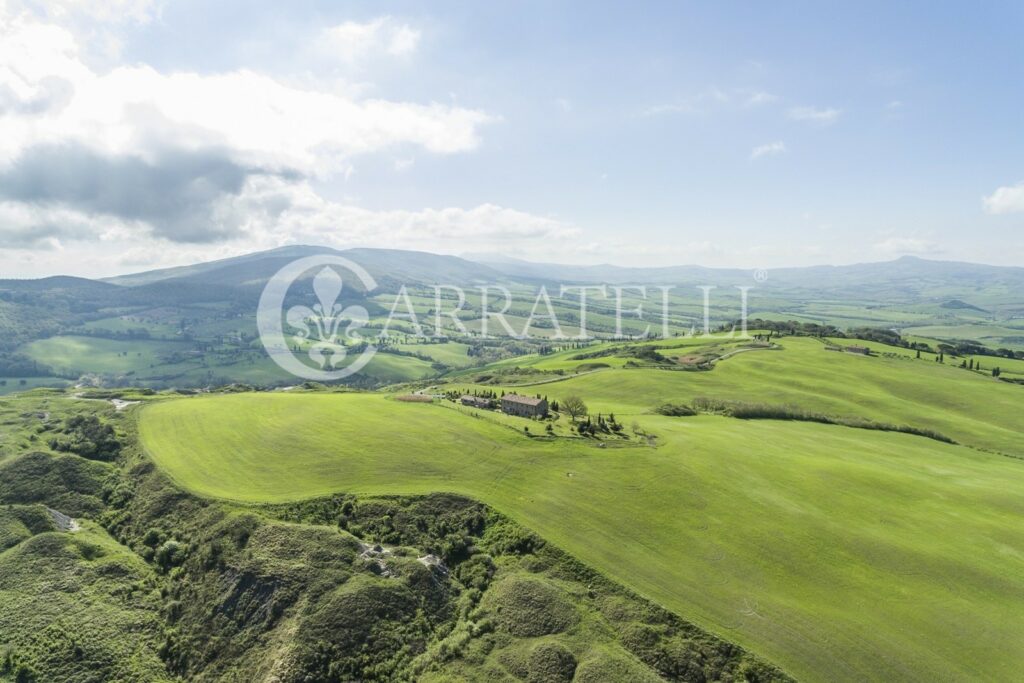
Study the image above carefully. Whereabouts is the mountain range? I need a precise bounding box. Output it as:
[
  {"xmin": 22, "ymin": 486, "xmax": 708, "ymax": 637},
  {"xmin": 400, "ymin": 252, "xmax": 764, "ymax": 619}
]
[{"xmin": 0, "ymin": 245, "xmax": 1016, "ymax": 303}]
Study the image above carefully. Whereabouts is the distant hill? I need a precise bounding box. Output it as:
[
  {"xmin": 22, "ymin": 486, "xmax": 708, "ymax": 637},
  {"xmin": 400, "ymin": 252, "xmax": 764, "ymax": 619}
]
[
  {"xmin": 105, "ymin": 246, "xmax": 505, "ymax": 290},
  {"xmin": 0, "ymin": 276, "xmax": 120, "ymax": 293},
  {"xmin": 469, "ymin": 254, "xmax": 1024, "ymax": 306}
]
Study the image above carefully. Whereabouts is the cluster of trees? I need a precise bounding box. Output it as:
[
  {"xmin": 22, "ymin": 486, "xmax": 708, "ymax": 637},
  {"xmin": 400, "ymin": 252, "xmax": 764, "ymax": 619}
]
[
  {"xmin": 684, "ymin": 396, "xmax": 954, "ymax": 443},
  {"xmin": 574, "ymin": 412, "xmax": 623, "ymax": 436},
  {"xmin": 740, "ymin": 319, "xmax": 843, "ymax": 338},
  {"xmin": 48, "ymin": 415, "xmax": 121, "ymax": 462},
  {"xmin": 953, "ymin": 357, "xmax": 1006, "ymax": 378},
  {"xmin": 938, "ymin": 340, "xmax": 1024, "ymax": 360},
  {"xmin": 70, "ymin": 327, "xmax": 155, "ymax": 340},
  {"xmin": 0, "ymin": 353, "xmax": 50, "ymax": 377}
]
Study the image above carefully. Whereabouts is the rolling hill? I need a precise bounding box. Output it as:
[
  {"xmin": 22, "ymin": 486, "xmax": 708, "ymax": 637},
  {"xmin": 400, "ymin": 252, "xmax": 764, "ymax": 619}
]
[{"xmin": 139, "ymin": 334, "xmax": 1024, "ymax": 682}]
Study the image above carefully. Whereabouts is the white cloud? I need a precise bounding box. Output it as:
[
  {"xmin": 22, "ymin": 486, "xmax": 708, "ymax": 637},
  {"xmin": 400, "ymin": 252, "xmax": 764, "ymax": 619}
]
[
  {"xmin": 0, "ymin": 12, "xmax": 489, "ymax": 175},
  {"xmin": 744, "ymin": 91, "xmax": 777, "ymax": 107},
  {"xmin": 0, "ymin": 173, "xmax": 583, "ymax": 276},
  {"xmin": 643, "ymin": 88, "xmax": 777, "ymax": 117},
  {"xmin": 394, "ymin": 157, "xmax": 415, "ymax": 172},
  {"xmin": 0, "ymin": 9, "xmax": 501, "ymax": 248},
  {"xmin": 224, "ymin": 177, "xmax": 581, "ymax": 250},
  {"xmin": 982, "ymin": 182, "xmax": 1024, "ymax": 215},
  {"xmin": 750, "ymin": 141, "xmax": 786, "ymax": 160},
  {"xmin": 788, "ymin": 106, "xmax": 841, "ymax": 125},
  {"xmin": 317, "ymin": 17, "xmax": 421, "ymax": 64},
  {"xmin": 873, "ymin": 236, "xmax": 942, "ymax": 256}
]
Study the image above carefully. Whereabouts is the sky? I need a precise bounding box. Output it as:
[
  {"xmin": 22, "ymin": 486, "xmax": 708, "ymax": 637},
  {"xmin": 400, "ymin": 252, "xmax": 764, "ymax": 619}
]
[{"xmin": 0, "ymin": 0, "xmax": 1022, "ymax": 278}]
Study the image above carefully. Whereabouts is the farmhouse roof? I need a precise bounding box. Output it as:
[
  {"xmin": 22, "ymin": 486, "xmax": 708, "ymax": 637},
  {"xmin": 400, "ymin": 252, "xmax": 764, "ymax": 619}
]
[{"xmin": 502, "ymin": 394, "xmax": 545, "ymax": 406}]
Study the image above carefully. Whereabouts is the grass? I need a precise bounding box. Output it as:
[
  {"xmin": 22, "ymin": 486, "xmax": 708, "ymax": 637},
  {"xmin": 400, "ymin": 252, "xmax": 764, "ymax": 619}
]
[
  {"xmin": 0, "ymin": 523, "xmax": 171, "ymax": 682},
  {"xmin": 16, "ymin": 334, "xmax": 438, "ymax": 387},
  {"xmin": 140, "ymin": 388, "xmax": 1024, "ymax": 682},
  {"xmin": 902, "ymin": 323, "xmax": 1024, "ymax": 350},
  {"xmin": 456, "ymin": 336, "xmax": 1024, "ymax": 457},
  {"xmin": 20, "ymin": 335, "xmax": 196, "ymax": 377},
  {"xmin": 0, "ymin": 377, "xmax": 72, "ymax": 395},
  {"xmin": 394, "ymin": 342, "xmax": 475, "ymax": 368}
]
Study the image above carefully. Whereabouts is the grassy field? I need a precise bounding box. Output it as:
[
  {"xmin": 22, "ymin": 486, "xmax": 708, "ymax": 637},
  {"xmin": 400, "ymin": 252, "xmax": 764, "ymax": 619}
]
[
  {"xmin": 394, "ymin": 341, "xmax": 475, "ymax": 367},
  {"xmin": 15, "ymin": 334, "xmax": 438, "ymax": 387},
  {"xmin": 140, "ymin": 386, "xmax": 1024, "ymax": 682},
  {"xmin": 901, "ymin": 323, "xmax": 1024, "ymax": 350},
  {"xmin": 451, "ymin": 336, "xmax": 1023, "ymax": 458}
]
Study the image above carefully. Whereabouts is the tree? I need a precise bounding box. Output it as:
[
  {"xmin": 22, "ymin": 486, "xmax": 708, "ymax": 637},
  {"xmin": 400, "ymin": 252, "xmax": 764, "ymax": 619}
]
[{"xmin": 561, "ymin": 395, "xmax": 588, "ymax": 422}]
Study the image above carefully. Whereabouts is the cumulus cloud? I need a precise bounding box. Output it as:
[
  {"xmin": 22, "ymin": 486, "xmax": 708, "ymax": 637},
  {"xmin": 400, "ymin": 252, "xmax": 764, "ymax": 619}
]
[
  {"xmin": 316, "ymin": 17, "xmax": 421, "ymax": 63},
  {"xmin": 983, "ymin": 182, "xmax": 1024, "ymax": 215},
  {"xmin": 214, "ymin": 177, "xmax": 582, "ymax": 252},
  {"xmin": 0, "ymin": 11, "xmax": 490, "ymax": 172},
  {"xmin": 0, "ymin": 143, "xmax": 281, "ymax": 242},
  {"xmin": 750, "ymin": 141, "xmax": 786, "ymax": 160},
  {"xmin": 0, "ymin": 9, "xmax": 504, "ymax": 249},
  {"xmin": 0, "ymin": 200, "xmax": 137, "ymax": 248},
  {"xmin": 788, "ymin": 106, "xmax": 841, "ymax": 125}
]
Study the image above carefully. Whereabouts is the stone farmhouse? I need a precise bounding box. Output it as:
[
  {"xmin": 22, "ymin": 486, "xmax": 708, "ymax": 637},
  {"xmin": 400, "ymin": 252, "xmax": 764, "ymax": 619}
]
[
  {"xmin": 501, "ymin": 394, "xmax": 548, "ymax": 418},
  {"xmin": 461, "ymin": 395, "xmax": 494, "ymax": 409}
]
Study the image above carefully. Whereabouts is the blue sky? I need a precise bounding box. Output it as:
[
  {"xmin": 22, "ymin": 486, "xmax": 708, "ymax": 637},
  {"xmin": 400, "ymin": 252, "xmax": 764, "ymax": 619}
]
[{"xmin": 0, "ymin": 0, "xmax": 1022, "ymax": 276}]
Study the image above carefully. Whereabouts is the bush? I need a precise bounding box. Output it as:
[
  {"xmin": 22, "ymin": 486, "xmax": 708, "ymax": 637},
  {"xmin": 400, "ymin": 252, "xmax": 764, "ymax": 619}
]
[
  {"xmin": 480, "ymin": 576, "xmax": 578, "ymax": 637},
  {"xmin": 654, "ymin": 403, "xmax": 696, "ymax": 417},
  {"xmin": 690, "ymin": 397, "xmax": 955, "ymax": 443},
  {"xmin": 527, "ymin": 642, "xmax": 577, "ymax": 682},
  {"xmin": 48, "ymin": 415, "xmax": 120, "ymax": 462}
]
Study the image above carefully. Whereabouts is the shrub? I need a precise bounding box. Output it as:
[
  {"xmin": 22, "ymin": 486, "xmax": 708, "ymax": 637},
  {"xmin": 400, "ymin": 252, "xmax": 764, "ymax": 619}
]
[
  {"xmin": 689, "ymin": 397, "xmax": 955, "ymax": 443},
  {"xmin": 527, "ymin": 642, "xmax": 577, "ymax": 682},
  {"xmin": 654, "ymin": 403, "xmax": 696, "ymax": 417},
  {"xmin": 480, "ymin": 576, "xmax": 579, "ymax": 637},
  {"xmin": 48, "ymin": 415, "xmax": 120, "ymax": 462}
]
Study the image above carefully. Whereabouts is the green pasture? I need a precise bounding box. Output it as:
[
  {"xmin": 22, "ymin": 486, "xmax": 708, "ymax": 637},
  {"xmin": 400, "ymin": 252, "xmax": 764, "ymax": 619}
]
[
  {"xmin": 140, "ymin": 390, "xmax": 1024, "ymax": 682},
  {"xmin": 393, "ymin": 342, "xmax": 475, "ymax": 368},
  {"xmin": 902, "ymin": 323, "xmax": 1024, "ymax": 350},
  {"xmin": 19, "ymin": 335, "xmax": 197, "ymax": 377},
  {"xmin": 455, "ymin": 336, "xmax": 1023, "ymax": 457}
]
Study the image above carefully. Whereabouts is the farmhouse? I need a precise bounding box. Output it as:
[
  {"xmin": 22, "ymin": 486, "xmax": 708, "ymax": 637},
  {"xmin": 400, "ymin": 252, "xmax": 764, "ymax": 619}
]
[
  {"xmin": 461, "ymin": 395, "xmax": 493, "ymax": 409},
  {"xmin": 501, "ymin": 394, "xmax": 548, "ymax": 418}
]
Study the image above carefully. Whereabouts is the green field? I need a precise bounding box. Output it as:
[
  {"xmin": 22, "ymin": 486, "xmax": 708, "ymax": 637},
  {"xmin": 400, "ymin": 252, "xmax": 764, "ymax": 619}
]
[
  {"xmin": 15, "ymin": 334, "xmax": 438, "ymax": 387},
  {"xmin": 20, "ymin": 335, "xmax": 196, "ymax": 377},
  {"xmin": 460, "ymin": 336, "xmax": 1023, "ymax": 458},
  {"xmin": 902, "ymin": 323, "xmax": 1024, "ymax": 350},
  {"xmin": 141, "ymin": 358, "xmax": 1024, "ymax": 682}
]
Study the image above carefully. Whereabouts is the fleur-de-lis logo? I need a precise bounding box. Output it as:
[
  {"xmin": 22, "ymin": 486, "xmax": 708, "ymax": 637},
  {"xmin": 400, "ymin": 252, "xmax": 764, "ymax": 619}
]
[
  {"xmin": 285, "ymin": 267, "xmax": 369, "ymax": 369},
  {"xmin": 257, "ymin": 255, "xmax": 379, "ymax": 381}
]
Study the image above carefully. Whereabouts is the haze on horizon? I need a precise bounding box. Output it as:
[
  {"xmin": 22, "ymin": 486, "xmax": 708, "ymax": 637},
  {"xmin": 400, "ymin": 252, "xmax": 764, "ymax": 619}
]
[{"xmin": 0, "ymin": 0, "xmax": 1022, "ymax": 279}]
